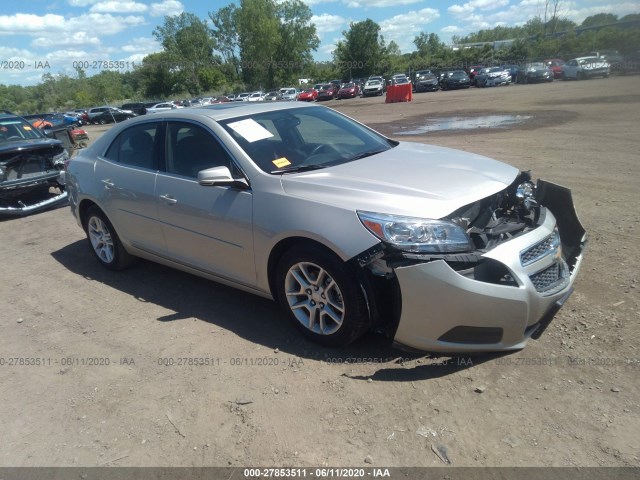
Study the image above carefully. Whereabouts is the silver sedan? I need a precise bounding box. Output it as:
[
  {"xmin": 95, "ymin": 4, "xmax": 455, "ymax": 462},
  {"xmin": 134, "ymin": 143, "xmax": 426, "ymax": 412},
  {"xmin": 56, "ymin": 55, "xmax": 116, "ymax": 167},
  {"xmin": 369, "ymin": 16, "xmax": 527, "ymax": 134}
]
[{"xmin": 65, "ymin": 103, "xmax": 586, "ymax": 352}]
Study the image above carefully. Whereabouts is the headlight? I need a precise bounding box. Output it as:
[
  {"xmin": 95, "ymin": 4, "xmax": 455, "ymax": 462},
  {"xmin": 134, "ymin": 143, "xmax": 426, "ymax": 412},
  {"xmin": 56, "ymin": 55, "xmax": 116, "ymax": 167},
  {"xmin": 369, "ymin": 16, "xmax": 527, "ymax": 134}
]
[{"xmin": 357, "ymin": 211, "xmax": 472, "ymax": 253}]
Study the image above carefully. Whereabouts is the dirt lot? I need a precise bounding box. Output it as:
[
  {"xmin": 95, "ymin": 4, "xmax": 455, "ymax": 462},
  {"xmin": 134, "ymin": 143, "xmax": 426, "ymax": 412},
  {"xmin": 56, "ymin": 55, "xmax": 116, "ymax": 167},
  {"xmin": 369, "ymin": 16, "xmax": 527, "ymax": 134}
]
[{"xmin": 1, "ymin": 76, "xmax": 639, "ymax": 468}]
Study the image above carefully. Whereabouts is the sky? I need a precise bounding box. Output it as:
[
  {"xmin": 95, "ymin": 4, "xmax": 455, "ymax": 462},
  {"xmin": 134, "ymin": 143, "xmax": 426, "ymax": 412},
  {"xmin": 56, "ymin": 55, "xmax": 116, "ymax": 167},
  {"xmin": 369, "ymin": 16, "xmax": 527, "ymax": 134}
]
[{"xmin": 0, "ymin": 0, "xmax": 637, "ymax": 86}]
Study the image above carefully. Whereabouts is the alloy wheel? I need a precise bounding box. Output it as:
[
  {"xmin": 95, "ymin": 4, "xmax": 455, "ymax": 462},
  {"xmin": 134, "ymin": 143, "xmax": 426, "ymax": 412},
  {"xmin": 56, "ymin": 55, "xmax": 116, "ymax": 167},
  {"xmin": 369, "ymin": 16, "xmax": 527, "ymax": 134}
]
[{"xmin": 284, "ymin": 261, "xmax": 345, "ymax": 335}]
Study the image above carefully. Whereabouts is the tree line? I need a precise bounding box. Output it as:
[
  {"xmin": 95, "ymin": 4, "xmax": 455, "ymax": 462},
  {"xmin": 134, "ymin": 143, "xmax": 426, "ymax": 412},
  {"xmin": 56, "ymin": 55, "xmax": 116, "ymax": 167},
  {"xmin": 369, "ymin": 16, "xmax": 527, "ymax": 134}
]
[{"xmin": 0, "ymin": 6, "xmax": 638, "ymax": 114}]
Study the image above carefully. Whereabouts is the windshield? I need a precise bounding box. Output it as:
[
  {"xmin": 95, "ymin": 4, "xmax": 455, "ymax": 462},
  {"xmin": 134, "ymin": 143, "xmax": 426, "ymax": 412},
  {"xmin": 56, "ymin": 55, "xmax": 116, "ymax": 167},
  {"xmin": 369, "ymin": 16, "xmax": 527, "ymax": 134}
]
[
  {"xmin": 0, "ymin": 114, "xmax": 45, "ymax": 143},
  {"xmin": 219, "ymin": 106, "xmax": 396, "ymax": 174},
  {"xmin": 451, "ymin": 71, "xmax": 467, "ymax": 78}
]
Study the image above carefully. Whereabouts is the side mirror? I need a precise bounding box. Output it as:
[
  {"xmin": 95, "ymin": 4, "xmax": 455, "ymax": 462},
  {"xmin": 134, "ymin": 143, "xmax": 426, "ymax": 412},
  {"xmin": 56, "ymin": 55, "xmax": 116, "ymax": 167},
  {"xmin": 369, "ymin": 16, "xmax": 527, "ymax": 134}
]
[{"xmin": 197, "ymin": 166, "xmax": 249, "ymax": 189}]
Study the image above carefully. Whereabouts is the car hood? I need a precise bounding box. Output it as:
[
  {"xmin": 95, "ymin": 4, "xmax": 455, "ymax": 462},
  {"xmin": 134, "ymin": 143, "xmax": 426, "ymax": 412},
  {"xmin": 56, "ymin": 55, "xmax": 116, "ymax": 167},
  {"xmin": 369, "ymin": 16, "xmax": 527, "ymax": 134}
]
[
  {"xmin": 280, "ymin": 142, "xmax": 518, "ymax": 219},
  {"xmin": 0, "ymin": 138, "xmax": 63, "ymax": 157}
]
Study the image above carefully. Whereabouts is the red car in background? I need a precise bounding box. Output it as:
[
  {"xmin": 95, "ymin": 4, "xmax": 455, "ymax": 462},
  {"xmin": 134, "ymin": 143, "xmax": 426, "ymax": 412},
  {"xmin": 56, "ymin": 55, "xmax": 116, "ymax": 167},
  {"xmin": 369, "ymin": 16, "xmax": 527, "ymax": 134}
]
[
  {"xmin": 337, "ymin": 82, "xmax": 360, "ymax": 99},
  {"xmin": 316, "ymin": 84, "xmax": 337, "ymax": 101},
  {"xmin": 297, "ymin": 88, "xmax": 318, "ymax": 102},
  {"xmin": 543, "ymin": 59, "xmax": 566, "ymax": 79}
]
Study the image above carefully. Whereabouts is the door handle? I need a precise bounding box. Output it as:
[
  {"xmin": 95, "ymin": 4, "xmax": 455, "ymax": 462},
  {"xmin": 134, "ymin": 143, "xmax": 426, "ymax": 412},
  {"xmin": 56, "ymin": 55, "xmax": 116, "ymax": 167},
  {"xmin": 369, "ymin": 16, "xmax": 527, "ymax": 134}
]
[
  {"xmin": 159, "ymin": 194, "xmax": 178, "ymax": 205},
  {"xmin": 101, "ymin": 179, "xmax": 115, "ymax": 188}
]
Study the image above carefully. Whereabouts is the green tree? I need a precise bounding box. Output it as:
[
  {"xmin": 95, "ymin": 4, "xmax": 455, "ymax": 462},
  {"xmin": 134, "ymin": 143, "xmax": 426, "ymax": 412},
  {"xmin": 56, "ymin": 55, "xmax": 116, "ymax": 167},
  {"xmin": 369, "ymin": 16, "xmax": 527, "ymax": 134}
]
[
  {"xmin": 153, "ymin": 13, "xmax": 222, "ymax": 94},
  {"xmin": 235, "ymin": 0, "xmax": 281, "ymax": 88},
  {"xmin": 581, "ymin": 13, "xmax": 618, "ymax": 28},
  {"xmin": 133, "ymin": 52, "xmax": 177, "ymax": 99},
  {"xmin": 274, "ymin": 0, "xmax": 319, "ymax": 86},
  {"xmin": 209, "ymin": 5, "xmax": 241, "ymax": 80},
  {"xmin": 333, "ymin": 19, "xmax": 386, "ymax": 79}
]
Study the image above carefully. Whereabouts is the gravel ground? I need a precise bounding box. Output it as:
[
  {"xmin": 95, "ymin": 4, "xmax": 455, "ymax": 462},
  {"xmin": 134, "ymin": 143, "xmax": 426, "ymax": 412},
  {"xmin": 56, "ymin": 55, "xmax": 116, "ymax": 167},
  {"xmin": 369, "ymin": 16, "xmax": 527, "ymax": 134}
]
[{"xmin": 1, "ymin": 76, "xmax": 638, "ymax": 468}]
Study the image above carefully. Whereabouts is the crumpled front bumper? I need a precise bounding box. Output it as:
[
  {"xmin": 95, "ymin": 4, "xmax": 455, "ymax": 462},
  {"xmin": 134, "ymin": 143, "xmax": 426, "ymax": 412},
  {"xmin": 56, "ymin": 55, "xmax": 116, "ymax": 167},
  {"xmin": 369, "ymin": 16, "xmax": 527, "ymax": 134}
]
[
  {"xmin": 392, "ymin": 182, "xmax": 586, "ymax": 353},
  {"xmin": 0, "ymin": 172, "xmax": 67, "ymax": 216}
]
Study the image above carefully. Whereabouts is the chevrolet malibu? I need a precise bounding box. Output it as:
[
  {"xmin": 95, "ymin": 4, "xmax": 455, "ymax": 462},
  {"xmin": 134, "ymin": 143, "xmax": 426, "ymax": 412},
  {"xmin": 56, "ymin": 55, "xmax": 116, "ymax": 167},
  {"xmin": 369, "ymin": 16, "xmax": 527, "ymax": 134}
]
[{"xmin": 66, "ymin": 103, "xmax": 586, "ymax": 352}]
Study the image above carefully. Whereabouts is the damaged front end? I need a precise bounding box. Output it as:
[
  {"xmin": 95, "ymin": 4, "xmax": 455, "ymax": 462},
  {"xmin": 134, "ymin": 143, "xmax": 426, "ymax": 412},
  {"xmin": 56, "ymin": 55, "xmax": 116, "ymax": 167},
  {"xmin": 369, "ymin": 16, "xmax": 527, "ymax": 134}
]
[
  {"xmin": 354, "ymin": 172, "xmax": 586, "ymax": 353},
  {"xmin": 0, "ymin": 142, "xmax": 68, "ymax": 216}
]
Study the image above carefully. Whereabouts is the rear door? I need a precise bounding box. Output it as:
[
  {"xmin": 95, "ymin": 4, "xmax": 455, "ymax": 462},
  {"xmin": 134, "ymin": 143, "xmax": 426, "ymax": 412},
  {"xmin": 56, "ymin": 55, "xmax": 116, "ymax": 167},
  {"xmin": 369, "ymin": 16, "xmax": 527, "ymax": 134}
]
[{"xmin": 94, "ymin": 120, "xmax": 165, "ymax": 254}]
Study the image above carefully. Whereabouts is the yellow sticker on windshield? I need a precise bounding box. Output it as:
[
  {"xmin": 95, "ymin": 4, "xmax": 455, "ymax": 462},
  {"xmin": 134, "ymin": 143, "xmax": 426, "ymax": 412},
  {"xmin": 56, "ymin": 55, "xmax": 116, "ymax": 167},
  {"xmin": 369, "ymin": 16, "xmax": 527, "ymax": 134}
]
[
  {"xmin": 272, "ymin": 157, "xmax": 291, "ymax": 168},
  {"xmin": 23, "ymin": 125, "xmax": 32, "ymax": 130}
]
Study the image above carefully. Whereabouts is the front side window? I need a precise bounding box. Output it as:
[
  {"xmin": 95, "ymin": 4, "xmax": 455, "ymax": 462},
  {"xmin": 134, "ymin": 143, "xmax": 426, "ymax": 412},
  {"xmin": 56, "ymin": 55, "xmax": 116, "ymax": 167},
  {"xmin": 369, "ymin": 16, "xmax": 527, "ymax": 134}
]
[
  {"xmin": 165, "ymin": 122, "xmax": 234, "ymax": 178},
  {"xmin": 104, "ymin": 122, "xmax": 160, "ymax": 170}
]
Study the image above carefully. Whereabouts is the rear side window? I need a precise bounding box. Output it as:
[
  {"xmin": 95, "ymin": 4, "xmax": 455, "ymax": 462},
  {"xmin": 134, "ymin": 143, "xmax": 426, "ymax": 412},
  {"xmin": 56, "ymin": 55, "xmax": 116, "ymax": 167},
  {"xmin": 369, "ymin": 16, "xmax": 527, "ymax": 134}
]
[{"xmin": 104, "ymin": 122, "xmax": 160, "ymax": 170}]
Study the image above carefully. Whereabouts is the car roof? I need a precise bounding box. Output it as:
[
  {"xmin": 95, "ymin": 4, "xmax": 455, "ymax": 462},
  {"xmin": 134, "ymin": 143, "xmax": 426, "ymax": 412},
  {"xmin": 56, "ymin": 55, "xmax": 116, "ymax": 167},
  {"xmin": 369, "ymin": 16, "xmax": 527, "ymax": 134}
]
[{"xmin": 139, "ymin": 101, "xmax": 319, "ymax": 123}]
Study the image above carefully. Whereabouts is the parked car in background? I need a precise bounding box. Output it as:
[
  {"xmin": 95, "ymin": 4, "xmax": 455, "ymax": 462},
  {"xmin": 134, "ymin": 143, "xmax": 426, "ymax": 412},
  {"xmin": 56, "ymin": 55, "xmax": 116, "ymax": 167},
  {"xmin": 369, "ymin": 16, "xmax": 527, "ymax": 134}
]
[
  {"xmin": 91, "ymin": 108, "xmax": 136, "ymax": 125},
  {"xmin": 588, "ymin": 50, "xmax": 623, "ymax": 65},
  {"xmin": 390, "ymin": 74, "xmax": 410, "ymax": 86},
  {"xmin": 500, "ymin": 65, "xmax": 519, "ymax": 82},
  {"xmin": 247, "ymin": 92, "xmax": 265, "ymax": 102},
  {"xmin": 316, "ymin": 84, "xmax": 337, "ymax": 101},
  {"xmin": 517, "ymin": 63, "xmax": 553, "ymax": 83},
  {"xmin": 441, "ymin": 70, "xmax": 471, "ymax": 90},
  {"xmin": 74, "ymin": 109, "xmax": 91, "ymax": 125},
  {"xmin": 475, "ymin": 67, "xmax": 512, "ymax": 87},
  {"xmin": 211, "ymin": 96, "xmax": 232, "ymax": 104},
  {"xmin": 235, "ymin": 93, "xmax": 251, "ymax": 102},
  {"xmin": 66, "ymin": 102, "xmax": 586, "ymax": 353},
  {"xmin": 297, "ymin": 88, "xmax": 318, "ymax": 102},
  {"xmin": 337, "ymin": 83, "xmax": 360, "ymax": 99},
  {"xmin": 362, "ymin": 77, "xmax": 384, "ymax": 97},
  {"xmin": 147, "ymin": 102, "xmax": 179, "ymax": 114},
  {"xmin": 279, "ymin": 88, "xmax": 298, "ymax": 101},
  {"xmin": 561, "ymin": 57, "xmax": 610, "ymax": 80},
  {"xmin": 0, "ymin": 111, "xmax": 68, "ymax": 215},
  {"xmin": 24, "ymin": 113, "xmax": 81, "ymax": 129},
  {"xmin": 467, "ymin": 65, "xmax": 485, "ymax": 85},
  {"xmin": 329, "ymin": 80, "xmax": 343, "ymax": 91},
  {"xmin": 263, "ymin": 92, "xmax": 281, "ymax": 102},
  {"xmin": 413, "ymin": 70, "xmax": 439, "ymax": 92},
  {"xmin": 87, "ymin": 107, "xmax": 112, "ymax": 122},
  {"xmin": 543, "ymin": 59, "xmax": 565, "ymax": 79},
  {"xmin": 121, "ymin": 103, "xmax": 147, "ymax": 115}
]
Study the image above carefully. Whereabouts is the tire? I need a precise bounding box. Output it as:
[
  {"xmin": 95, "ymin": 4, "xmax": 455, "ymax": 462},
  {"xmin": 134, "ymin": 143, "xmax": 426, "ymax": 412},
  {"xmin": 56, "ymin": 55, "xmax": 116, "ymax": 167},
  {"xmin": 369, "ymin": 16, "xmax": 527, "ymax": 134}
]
[
  {"xmin": 561, "ymin": 72, "xmax": 566, "ymax": 81},
  {"xmin": 83, "ymin": 206, "xmax": 134, "ymax": 271},
  {"xmin": 98, "ymin": 118, "xmax": 106, "ymax": 125},
  {"xmin": 275, "ymin": 245, "xmax": 370, "ymax": 347}
]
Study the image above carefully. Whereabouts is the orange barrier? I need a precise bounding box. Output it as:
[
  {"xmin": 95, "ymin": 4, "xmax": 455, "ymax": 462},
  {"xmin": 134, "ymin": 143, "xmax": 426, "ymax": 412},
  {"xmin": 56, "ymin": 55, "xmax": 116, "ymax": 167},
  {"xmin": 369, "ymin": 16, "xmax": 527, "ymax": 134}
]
[{"xmin": 385, "ymin": 83, "xmax": 413, "ymax": 103}]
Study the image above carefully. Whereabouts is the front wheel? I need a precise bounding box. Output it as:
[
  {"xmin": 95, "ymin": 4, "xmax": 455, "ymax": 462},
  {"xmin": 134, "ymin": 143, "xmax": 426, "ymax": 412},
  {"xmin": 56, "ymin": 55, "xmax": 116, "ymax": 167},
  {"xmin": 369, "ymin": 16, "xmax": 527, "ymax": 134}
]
[
  {"xmin": 83, "ymin": 206, "xmax": 134, "ymax": 270},
  {"xmin": 275, "ymin": 245, "xmax": 369, "ymax": 346}
]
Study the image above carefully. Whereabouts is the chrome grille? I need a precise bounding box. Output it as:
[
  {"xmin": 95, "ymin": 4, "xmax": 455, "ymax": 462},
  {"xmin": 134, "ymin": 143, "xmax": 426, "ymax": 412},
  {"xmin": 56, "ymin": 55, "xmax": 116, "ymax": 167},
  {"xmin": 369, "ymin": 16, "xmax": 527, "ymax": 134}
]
[
  {"xmin": 520, "ymin": 230, "xmax": 560, "ymax": 266},
  {"xmin": 530, "ymin": 260, "xmax": 569, "ymax": 295}
]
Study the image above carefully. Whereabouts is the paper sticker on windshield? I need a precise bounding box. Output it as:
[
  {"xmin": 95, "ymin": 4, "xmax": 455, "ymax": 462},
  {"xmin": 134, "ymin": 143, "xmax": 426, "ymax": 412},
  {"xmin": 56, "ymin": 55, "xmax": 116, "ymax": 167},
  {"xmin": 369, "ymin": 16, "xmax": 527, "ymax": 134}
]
[
  {"xmin": 272, "ymin": 157, "xmax": 291, "ymax": 168},
  {"xmin": 227, "ymin": 118, "xmax": 274, "ymax": 143},
  {"xmin": 23, "ymin": 125, "xmax": 32, "ymax": 131}
]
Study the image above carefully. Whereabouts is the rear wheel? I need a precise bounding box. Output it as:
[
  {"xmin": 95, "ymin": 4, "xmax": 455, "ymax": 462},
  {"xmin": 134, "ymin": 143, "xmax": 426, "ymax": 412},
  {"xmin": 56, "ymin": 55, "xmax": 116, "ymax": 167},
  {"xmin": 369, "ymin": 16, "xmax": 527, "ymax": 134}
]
[
  {"xmin": 83, "ymin": 206, "xmax": 134, "ymax": 270},
  {"xmin": 275, "ymin": 245, "xmax": 369, "ymax": 346}
]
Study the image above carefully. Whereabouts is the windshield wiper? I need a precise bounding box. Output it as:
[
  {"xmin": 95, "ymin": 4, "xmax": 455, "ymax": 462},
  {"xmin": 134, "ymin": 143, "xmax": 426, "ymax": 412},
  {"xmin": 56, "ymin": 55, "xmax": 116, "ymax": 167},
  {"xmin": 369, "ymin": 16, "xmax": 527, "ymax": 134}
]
[
  {"xmin": 270, "ymin": 164, "xmax": 327, "ymax": 174},
  {"xmin": 349, "ymin": 149, "xmax": 387, "ymax": 161}
]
